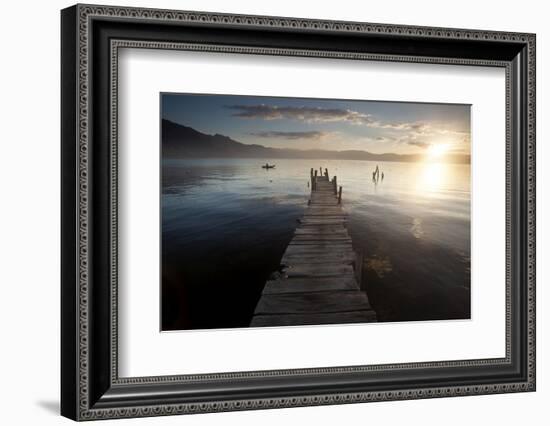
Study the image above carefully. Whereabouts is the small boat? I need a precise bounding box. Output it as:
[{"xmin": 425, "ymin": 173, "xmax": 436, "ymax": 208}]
[{"xmin": 261, "ymin": 163, "xmax": 276, "ymax": 169}]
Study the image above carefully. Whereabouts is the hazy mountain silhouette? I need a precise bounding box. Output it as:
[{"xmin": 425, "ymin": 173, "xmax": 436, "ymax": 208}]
[{"xmin": 162, "ymin": 119, "xmax": 470, "ymax": 164}]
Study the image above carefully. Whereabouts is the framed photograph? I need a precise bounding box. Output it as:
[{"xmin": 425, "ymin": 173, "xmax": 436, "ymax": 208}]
[{"xmin": 61, "ymin": 4, "xmax": 536, "ymax": 421}]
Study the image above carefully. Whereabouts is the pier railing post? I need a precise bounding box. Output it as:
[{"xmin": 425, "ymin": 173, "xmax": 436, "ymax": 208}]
[
  {"xmin": 313, "ymin": 170, "xmax": 318, "ymax": 191},
  {"xmin": 338, "ymin": 186, "xmax": 343, "ymax": 204},
  {"xmin": 324, "ymin": 168, "xmax": 328, "ymax": 177},
  {"xmin": 333, "ymin": 176, "xmax": 337, "ymax": 195}
]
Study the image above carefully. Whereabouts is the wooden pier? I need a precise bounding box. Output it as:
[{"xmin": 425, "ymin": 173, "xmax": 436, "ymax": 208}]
[{"xmin": 250, "ymin": 168, "xmax": 377, "ymax": 327}]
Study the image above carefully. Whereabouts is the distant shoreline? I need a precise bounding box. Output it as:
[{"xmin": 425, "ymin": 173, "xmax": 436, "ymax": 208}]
[
  {"xmin": 162, "ymin": 119, "xmax": 471, "ymax": 165},
  {"xmin": 163, "ymin": 157, "xmax": 471, "ymax": 166}
]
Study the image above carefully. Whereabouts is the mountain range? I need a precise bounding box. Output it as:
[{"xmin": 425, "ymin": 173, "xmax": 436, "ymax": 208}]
[{"xmin": 162, "ymin": 119, "xmax": 470, "ymax": 164}]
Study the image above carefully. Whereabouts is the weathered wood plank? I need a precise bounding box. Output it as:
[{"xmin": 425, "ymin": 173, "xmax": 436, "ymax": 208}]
[
  {"xmin": 283, "ymin": 251, "xmax": 354, "ymax": 260},
  {"xmin": 284, "ymin": 244, "xmax": 353, "ymax": 254},
  {"xmin": 290, "ymin": 233, "xmax": 352, "ymax": 239},
  {"xmin": 282, "ymin": 253, "xmax": 355, "ymax": 264},
  {"xmin": 304, "ymin": 210, "xmax": 345, "ymax": 214},
  {"xmin": 293, "ymin": 233, "xmax": 349, "ymax": 239},
  {"xmin": 288, "ymin": 238, "xmax": 351, "ymax": 244},
  {"xmin": 263, "ymin": 276, "xmax": 359, "ymax": 294},
  {"xmin": 306, "ymin": 206, "xmax": 343, "ymax": 210},
  {"xmin": 299, "ymin": 219, "xmax": 348, "ymax": 225},
  {"xmin": 288, "ymin": 242, "xmax": 352, "ymax": 248},
  {"xmin": 289, "ymin": 239, "xmax": 353, "ymax": 245},
  {"xmin": 283, "ymin": 252, "xmax": 355, "ymax": 261},
  {"xmin": 301, "ymin": 214, "xmax": 347, "ymax": 218},
  {"xmin": 295, "ymin": 225, "xmax": 348, "ymax": 230},
  {"xmin": 301, "ymin": 216, "xmax": 347, "ymax": 220},
  {"xmin": 290, "ymin": 234, "xmax": 352, "ymax": 240},
  {"xmin": 303, "ymin": 209, "xmax": 346, "ymax": 213},
  {"xmin": 250, "ymin": 311, "xmax": 377, "ymax": 327},
  {"xmin": 303, "ymin": 212, "xmax": 347, "ymax": 217},
  {"xmin": 294, "ymin": 227, "xmax": 349, "ymax": 233},
  {"xmin": 298, "ymin": 226, "xmax": 347, "ymax": 231},
  {"xmin": 285, "ymin": 264, "xmax": 355, "ymax": 278},
  {"xmin": 293, "ymin": 231, "xmax": 350, "ymax": 235},
  {"xmin": 284, "ymin": 243, "xmax": 353, "ymax": 250},
  {"xmin": 254, "ymin": 290, "xmax": 373, "ymax": 315}
]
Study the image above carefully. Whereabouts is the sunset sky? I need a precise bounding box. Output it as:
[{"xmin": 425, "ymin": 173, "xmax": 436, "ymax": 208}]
[{"xmin": 162, "ymin": 93, "xmax": 471, "ymax": 156}]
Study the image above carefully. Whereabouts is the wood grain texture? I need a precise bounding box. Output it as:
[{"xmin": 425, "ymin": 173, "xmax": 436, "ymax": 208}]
[
  {"xmin": 250, "ymin": 311, "xmax": 377, "ymax": 327},
  {"xmin": 262, "ymin": 276, "xmax": 359, "ymax": 294},
  {"xmin": 254, "ymin": 291, "xmax": 374, "ymax": 315}
]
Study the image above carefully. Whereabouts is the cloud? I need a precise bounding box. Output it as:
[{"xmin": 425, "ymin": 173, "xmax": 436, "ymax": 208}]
[
  {"xmin": 228, "ymin": 104, "xmax": 470, "ymax": 152},
  {"xmin": 227, "ymin": 104, "xmax": 376, "ymax": 125},
  {"xmin": 249, "ymin": 130, "xmax": 328, "ymax": 140},
  {"xmin": 407, "ymin": 140, "xmax": 430, "ymax": 148},
  {"xmin": 370, "ymin": 121, "xmax": 432, "ymax": 132},
  {"xmin": 226, "ymin": 104, "xmax": 437, "ymax": 134}
]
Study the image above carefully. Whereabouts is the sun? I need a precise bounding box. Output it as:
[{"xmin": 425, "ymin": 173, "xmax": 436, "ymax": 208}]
[{"xmin": 426, "ymin": 143, "xmax": 449, "ymax": 159}]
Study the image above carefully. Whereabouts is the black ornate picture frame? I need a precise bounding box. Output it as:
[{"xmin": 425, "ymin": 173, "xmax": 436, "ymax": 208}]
[{"xmin": 61, "ymin": 4, "xmax": 536, "ymax": 421}]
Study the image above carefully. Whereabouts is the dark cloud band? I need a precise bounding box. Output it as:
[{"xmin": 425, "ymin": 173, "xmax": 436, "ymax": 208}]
[
  {"xmin": 227, "ymin": 104, "xmax": 374, "ymax": 124},
  {"xmin": 226, "ymin": 104, "xmax": 433, "ymax": 132},
  {"xmin": 249, "ymin": 130, "xmax": 327, "ymax": 140}
]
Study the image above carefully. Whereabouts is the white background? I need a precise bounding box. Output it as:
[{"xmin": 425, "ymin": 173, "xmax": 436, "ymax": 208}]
[
  {"xmin": 119, "ymin": 50, "xmax": 505, "ymax": 377},
  {"xmin": 0, "ymin": 0, "xmax": 547, "ymax": 425}
]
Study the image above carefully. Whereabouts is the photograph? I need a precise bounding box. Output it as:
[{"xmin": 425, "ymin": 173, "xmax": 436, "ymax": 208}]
[{"xmin": 161, "ymin": 93, "xmax": 472, "ymax": 331}]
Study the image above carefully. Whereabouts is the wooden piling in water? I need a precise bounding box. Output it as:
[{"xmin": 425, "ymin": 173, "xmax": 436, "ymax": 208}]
[
  {"xmin": 313, "ymin": 170, "xmax": 318, "ymax": 190},
  {"xmin": 250, "ymin": 168, "xmax": 376, "ymax": 327}
]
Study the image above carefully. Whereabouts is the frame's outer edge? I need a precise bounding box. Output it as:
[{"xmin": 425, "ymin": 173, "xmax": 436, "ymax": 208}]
[
  {"xmin": 78, "ymin": 2, "xmax": 534, "ymax": 42},
  {"xmin": 61, "ymin": 3, "xmax": 536, "ymax": 421},
  {"xmin": 61, "ymin": 4, "xmax": 79, "ymax": 421},
  {"xmin": 526, "ymin": 34, "xmax": 536, "ymax": 390}
]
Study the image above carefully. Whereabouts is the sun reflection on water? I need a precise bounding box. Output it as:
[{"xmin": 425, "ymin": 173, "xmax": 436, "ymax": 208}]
[{"xmin": 417, "ymin": 162, "xmax": 449, "ymax": 194}]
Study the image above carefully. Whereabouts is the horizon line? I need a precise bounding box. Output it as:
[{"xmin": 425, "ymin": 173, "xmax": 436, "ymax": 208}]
[{"xmin": 162, "ymin": 119, "xmax": 471, "ymax": 159}]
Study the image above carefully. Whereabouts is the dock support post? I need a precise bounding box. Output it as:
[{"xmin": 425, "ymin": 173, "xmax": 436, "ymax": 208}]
[
  {"xmin": 319, "ymin": 167, "xmax": 323, "ymax": 175},
  {"xmin": 324, "ymin": 168, "xmax": 329, "ymax": 177},
  {"xmin": 333, "ymin": 176, "xmax": 337, "ymax": 194},
  {"xmin": 314, "ymin": 170, "xmax": 318, "ymax": 191},
  {"xmin": 338, "ymin": 186, "xmax": 343, "ymax": 204}
]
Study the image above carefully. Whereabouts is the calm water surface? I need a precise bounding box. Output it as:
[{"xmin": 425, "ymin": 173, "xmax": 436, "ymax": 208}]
[{"xmin": 162, "ymin": 158, "xmax": 470, "ymax": 330}]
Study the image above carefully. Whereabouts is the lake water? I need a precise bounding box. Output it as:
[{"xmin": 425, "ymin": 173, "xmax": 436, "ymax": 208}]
[{"xmin": 161, "ymin": 158, "xmax": 471, "ymax": 330}]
